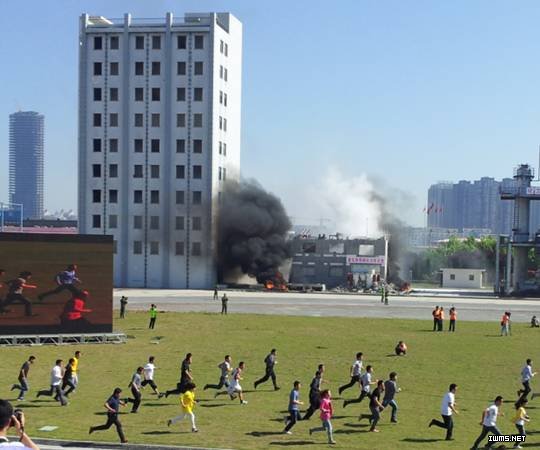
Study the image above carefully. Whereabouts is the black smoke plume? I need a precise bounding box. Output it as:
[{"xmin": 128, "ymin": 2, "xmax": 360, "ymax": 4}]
[
  {"xmin": 370, "ymin": 191, "xmax": 407, "ymax": 285},
  {"xmin": 218, "ymin": 180, "xmax": 292, "ymax": 283}
]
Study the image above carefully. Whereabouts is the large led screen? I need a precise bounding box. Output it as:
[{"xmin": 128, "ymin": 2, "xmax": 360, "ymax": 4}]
[{"xmin": 0, "ymin": 233, "xmax": 113, "ymax": 334}]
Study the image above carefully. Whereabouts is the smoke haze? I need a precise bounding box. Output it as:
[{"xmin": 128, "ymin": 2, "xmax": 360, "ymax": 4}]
[{"xmin": 218, "ymin": 179, "xmax": 292, "ymax": 281}]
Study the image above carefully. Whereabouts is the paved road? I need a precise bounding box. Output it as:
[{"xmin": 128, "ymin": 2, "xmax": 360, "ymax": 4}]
[{"xmin": 114, "ymin": 289, "xmax": 540, "ymax": 323}]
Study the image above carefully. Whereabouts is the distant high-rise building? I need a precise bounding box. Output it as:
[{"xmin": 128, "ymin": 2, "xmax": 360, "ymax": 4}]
[
  {"xmin": 78, "ymin": 13, "xmax": 242, "ymax": 288},
  {"xmin": 9, "ymin": 111, "xmax": 44, "ymax": 219},
  {"xmin": 427, "ymin": 177, "xmax": 540, "ymax": 235}
]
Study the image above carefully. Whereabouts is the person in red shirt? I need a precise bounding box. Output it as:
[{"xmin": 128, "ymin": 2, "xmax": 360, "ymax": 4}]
[{"xmin": 60, "ymin": 290, "xmax": 92, "ymax": 331}]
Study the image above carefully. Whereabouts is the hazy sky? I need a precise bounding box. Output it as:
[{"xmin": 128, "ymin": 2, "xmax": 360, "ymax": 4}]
[{"xmin": 2, "ymin": 0, "xmax": 540, "ymax": 226}]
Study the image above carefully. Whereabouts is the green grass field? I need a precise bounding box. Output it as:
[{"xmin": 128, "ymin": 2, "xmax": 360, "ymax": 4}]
[{"xmin": 1, "ymin": 311, "xmax": 538, "ymax": 449}]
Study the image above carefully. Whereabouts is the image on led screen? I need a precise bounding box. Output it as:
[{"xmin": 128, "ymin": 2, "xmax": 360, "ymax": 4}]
[{"xmin": 0, "ymin": 233, "xmax": 113, "ymax": 334}]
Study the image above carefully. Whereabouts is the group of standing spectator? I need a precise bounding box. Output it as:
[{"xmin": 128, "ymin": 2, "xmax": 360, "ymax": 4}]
[{"xmin": 432, "ymin": 306, "xmax": 457, "ymax": 332}]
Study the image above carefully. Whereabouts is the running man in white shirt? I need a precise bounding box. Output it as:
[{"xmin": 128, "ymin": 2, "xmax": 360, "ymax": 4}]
[
  {"xmin": 36, "ymin": 359, "xmax": 67, "ymax": 406},
  {"xmin": 343, "ymin": 365, "xmax": 375, "ymax": 408},
  {"xmin": 141, "ymin": 356, "xmax": 161, "ymax": 396},
  {"xmin": 338, "ymin": 353, "xmax": 363, "ymax": 396},
  {"xmin": 518, "ymin": 359, "xmax": 536, "ymax": 402},
  {"xmin": 470, "ymin": 396, "xmax": 504, "ymax": 450},
  {"xmin": 225, "ymin": 361, "xmax": 248, "ymax": 405},
  {"xmin": 204, "ymin": 355, "xmax": 232, "ymax": 395},
  {"xmin": 428, "ymin": 383, "xmax": 458, "ymax": 440}
]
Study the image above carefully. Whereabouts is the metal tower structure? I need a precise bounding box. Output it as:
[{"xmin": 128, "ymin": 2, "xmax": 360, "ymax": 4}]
[{"xmin": 499, "ymin": 164, "xmax": 540, "ymax": 292}]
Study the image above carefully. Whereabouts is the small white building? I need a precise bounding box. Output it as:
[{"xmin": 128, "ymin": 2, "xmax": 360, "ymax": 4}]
[{"xmin": 441, "ymin": 268, "xmax": 485, "ymax": 289}]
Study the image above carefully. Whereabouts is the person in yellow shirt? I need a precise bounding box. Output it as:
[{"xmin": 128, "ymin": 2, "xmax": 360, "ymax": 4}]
[
  {"xmin": 512, "ymin": 398, "xmax": 529, "ymax": 449},
  {"xmin": 167, "ymin": 382, "xmax": 198, "ymax": 432},
  {"xmin": 72, "ymin": 351, "xmax": 81, "ymax": 388}
]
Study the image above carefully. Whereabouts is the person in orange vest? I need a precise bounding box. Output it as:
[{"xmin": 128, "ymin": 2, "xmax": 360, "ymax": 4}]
[
  {"xmin": 437, "ymin": 307, "xmax": 445, "ymax": 332},
  {"xmin": 449, "ymin": 307, "xmax": 457, "ymax": 332},
  {"xmin": 501, "ymin": 312, "xmax": 511, "ymax": 336},
  {"xmin": 432, "ymin": 306, "xmax": 439, "ymax": 331}
]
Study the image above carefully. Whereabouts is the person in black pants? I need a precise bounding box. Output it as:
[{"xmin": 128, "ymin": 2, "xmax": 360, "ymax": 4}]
[
  {"xmin": 36, "ymin": 360, "xmax": 67, "ymax": 406},
  {"xmin": 165, "ymin": 353, "xmax": 193, "ymax": 397},
  {"xmin": 359, "ymin": 379, "xmax": 385, "ymax": 432},
  {"xmin": 89, "ymin": 387, "xmax": 127, "ymax": 443},
  {"xmin": 120, "ymin": 296, "xmax": 128, "ymax": 319},
  {"xmin": 283, "ymin": 381, "xmax": 303, "ymax": 434},
  {"xmin": 221, "ymin": 294, "xmax": 228, "ymax": 314},
  {"xmin": 204, "ymin": 355, "xmax": 231, "ymax": 393},
  {"xmin": 62, "ymin": 358, "xmax": 77, "ymax": 397},
  {"xmin": 338, "ymin": 353, "xmax": 363, "ymax": 395},
  {"xmin": 343, "ymin": 365, "xmax": 375, "ymax": 408},
  {"xmin": 470, "ymin": 396, "xmax": 504, "ymax": 449},
  {"xmin": 432, "ymin": 306, "xmax": 439, "ymax": 331},
  {"xmin": 303, "ymin": 365, "xmax": 324, "ymax": 420},
  {"xmin": 38, "ymin": 265, "xmax": 81, "ymax": 302},
  {"xmin": 125, "ymin": 367, "xmax": 143, "ymax": 413},
  {"xmin": 429, "ymin": 383, "xmax": 458, "ymax": 441},
  {"xmin": 254, "ymin": 349, "xmax": 280, "ymax": 391},
  {"xmin": 2, "ymin": 272, "xmax": 36, "ymax": 317}
]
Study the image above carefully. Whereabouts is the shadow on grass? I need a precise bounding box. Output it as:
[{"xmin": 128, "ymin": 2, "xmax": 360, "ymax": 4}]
[
  {"xmin": 144, "ymin": 403, "xmax": 169, "ymax": 407},
  {"xmin": 402, "ymin": 438, "xmax": 442, "ymax": 443},
  {"xmin": 523, "ymin": 443, "xmax": 540, "ymax": 447},
  {"xmin": 334, "ymin": 428, "xmax": 367, "ymax": 435},
  {"xmin": 247, "ymin": 431, "xmax": 285, "ymax": 437},
  {"xmin": 12, "ymin": 404, "xmax": 42, "ymax": 408},
  {"xmin": 200, "ymin": 403, "xmax": 232, "ymax": 408},
  {"xmin": 269, "ymin": 441, "xmax": 314, "ymax": 446},
  {"xmin": 62, "ymin": 442, "xmax": 96, "ymax": 447},
  {"xmin": 342, "ymin": 422, "xmax": 369, "ymax": 428},
  {"xmin": 141, "ymin": 431, "xmax": 186, "ymax": 435}
]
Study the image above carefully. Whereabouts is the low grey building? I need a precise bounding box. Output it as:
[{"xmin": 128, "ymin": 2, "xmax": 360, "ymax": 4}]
[{"xmin": 289, "ymin": 236, "xmax": 388, "ymax": 289}]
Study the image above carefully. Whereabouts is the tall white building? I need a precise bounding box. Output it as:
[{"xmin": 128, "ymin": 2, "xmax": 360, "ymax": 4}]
[{"xmin": 78, "ymin": 13, "xmax": 242, "ymax": 288}]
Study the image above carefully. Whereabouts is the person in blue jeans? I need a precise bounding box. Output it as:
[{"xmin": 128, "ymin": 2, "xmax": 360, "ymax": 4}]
[
  {"xmin": 470, "ymin": 396, "xmax": 504, "ymax": 450},
  {"xmin": 283, "ymin": 381, "xmax": 303, "ymax": 434},
  {"xmin": 11, "ymin": 356, "xmax": 35, "ymax": 401},
  {"xmin": 382, "ymin": 372, "xmax": 400, "ymax": 423}
]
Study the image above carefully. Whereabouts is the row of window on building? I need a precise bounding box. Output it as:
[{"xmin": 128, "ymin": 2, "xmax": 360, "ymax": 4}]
[
  {"xmin": 92, "ymin": 61, "xmax": 229, "ymax": 82},
  {"xmin": 92, "ymin": 163, "xmax": 226, "ymax": 181},
  {"xmin": 93, "ymin": 34, "xmax": 209, "ymax": 52},
  {"xmin": 91, "ymin": 184, "xmax": 225, "ymax": 205},
  {"xmin": 92, "ymin": 112, "xmax": 226, "ymax": 130},
  {"xmin": 93, "ymin": 87, "xmax": 222, "ymax": 104},
  {"xmin": 129, "ymin": 240, "xmax": 202, "ymax": 257},
  {"xmin": 93, "ymin": 60, "xmax": 220, "ymax": 78},
  {"xmin": 92, "ymin": 138, "xmax": 227, "ymax": 155},
  {"xmin": 92, "ymin": 213, "xmax": 204, "ymax": 231},
  {"xmin": 91, "ymin": 187, "xmax": 206, "ymax": 203},
  {"xmin": 111, "ymin": 239, "xmax": 202, "ymax": 257}
]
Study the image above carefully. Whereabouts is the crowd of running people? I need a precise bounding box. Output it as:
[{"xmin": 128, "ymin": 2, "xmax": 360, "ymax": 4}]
[{"xmin": 7, "ymin": 339, "xmax": 537, "ymax": 448}]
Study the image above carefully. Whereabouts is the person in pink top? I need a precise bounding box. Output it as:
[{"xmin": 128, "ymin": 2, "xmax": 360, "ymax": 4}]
[{"xmin": 308, "ymin": 389, "xmax": 336, "ymax": 444}]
